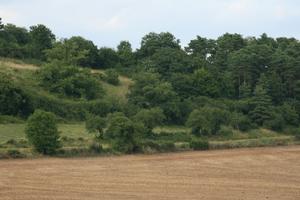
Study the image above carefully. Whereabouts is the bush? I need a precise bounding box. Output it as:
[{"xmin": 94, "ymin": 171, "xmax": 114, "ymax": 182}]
[
  {"xmin": 186, "ymin": 106, "xmax": 229, "ymax": 136},
  {"xmin": 133, "ymin": 107, "xmax": 165, "ymax": 131},
  {"xmin": 38, "ymin": 64, "xmax": 104, "ymax": 99},
  {"xmin": 85, "ymin": 115, "xmax": 106, "ymax": 138},
  {"xmin": 105, "ymin": 112, "xmax": 146, "ymax": 153},
  {"xmin": 25, "ymin": 110, "xmax": 61, "ymax": 155},
  {"xmin": 264, "ymin": 112, "xmax": 285, "ymax": 131},
  {"xmin": 88, "ymin": 142, "xmax": 103, "ymax": 153},
  {"xmin": 230, "ymin": 112, "xmax": 253, "ymax": 132},
  {"xmin": 6, "ymin": 149, "xmax": 26, "ymax": 158},
  {"xmin": 104, "ymin": 69, "xmax": 120, "ymax": 85},
  {"xmin": 218, "ymin": 126, "xmax": 233, "ymax": 137},
  {"xmin": 189, "ymin": 139, "xmax": 209, "ymax": 150},
  {"xmin": 0, "ymin": 73, "xmax": 33, "ymax": 116}
]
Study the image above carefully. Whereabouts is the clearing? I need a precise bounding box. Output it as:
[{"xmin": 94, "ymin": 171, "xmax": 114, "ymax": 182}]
[{"xmin": 0, "ymin": 146, "xmax": 299, "ymax": 200}]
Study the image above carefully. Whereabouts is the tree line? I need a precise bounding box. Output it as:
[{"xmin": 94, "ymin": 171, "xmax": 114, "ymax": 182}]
[{"xmin": 1, "ymin": 18, "xmax": 300, "ymax": 154}]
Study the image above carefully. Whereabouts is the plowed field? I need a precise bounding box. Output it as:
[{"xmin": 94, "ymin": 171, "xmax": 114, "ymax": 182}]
[{"xmin": 1, "ymin": 146, "xmax": 300, "ymax": 200}]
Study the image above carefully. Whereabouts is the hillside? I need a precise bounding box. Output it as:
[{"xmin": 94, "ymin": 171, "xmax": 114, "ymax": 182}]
[{"xmin": 0, "ymin": 58, "xmax": 133, "ymax": 101}]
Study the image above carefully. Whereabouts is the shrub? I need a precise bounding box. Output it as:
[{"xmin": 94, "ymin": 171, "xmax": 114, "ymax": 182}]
[
  {"xmin": 6, "ymin": 149, "xmax": 26, "ymax": 158},
  {"xmin": 133, "ymin": 107, "xmax": 165, "ymax": 132},
  {"xmin": 38, "ymin": 64, "xmax": 104, "ymax": 99},
  {"xmin": 186, "ymin": 106, "xmax": 229, "ymax": 136},
  {"xmin": 105, "ymin": 112, "xmax": 146, "ymax": 153},
  {"xmin": 104, "ymin": 69, "xmax": 120, "ymax": 85},
  {"xmin": 218, "ymin": 126, "xmax": 233, "ymax": 137},
  {"xmin": 0, "ymin": 73, "xmax": 33, "ymax": 116},
  {"xmin": 264, "ymin": 112, "xmax": 285, "ymax": 131},
  {"xmin": 85, "ymin": 115, "xmax": 106, "ymax": 138},
  {"xmin": 25, "ymin": 110, "xmax": 61, "ymax": 155},
  {"xmin": 230, "ymin": 112, "xmax": 253, "ymax": 132},
  {"xmin": 189, "ymin": 139, "xmax": 209, "ymax": 150},
  {"xmin": 158, "ymin": 141, "xmax": 176, "ymax": 152},
  {"xmin": 88, "ymin": 142, "xmax": 103, "ymax": 153}
]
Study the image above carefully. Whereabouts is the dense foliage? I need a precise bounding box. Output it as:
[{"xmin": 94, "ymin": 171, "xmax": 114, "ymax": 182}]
[
  {"xmin": 1, "ymin": 19, "xmax": 300, "ymax": 153},
  {"xmin": 25, "ymin": 110, "xmax": 60, "ymax": 154}
]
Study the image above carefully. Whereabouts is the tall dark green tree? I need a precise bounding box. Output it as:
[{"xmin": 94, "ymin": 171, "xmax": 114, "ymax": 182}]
[
  {"xmin": 249, "ymin": 83, "xmax": 273, "ymax": 125},
  {"xmin": 29, "ymin": 24, "xmax": 55, "ymax": 60},
  {"xmin": 117, "ymin": 41, "xmax": 135, "ymax": 67},
  {"xmin": 138, "ymin": 32, "xmax": 180, "ymax": 58}
]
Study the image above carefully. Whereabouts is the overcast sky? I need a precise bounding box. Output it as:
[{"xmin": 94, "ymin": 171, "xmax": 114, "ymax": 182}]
[{"xmin": 0, "ymin": 0, "xmax": 300, "ymax": 49}]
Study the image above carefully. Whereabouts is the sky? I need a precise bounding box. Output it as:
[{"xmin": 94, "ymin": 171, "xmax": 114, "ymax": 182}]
[{"xmin": 0, "ymin": 0, "xmax": 300, "ymax": 49}]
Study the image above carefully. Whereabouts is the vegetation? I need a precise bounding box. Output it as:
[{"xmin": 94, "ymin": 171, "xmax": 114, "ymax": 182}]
[
  {"xmin": 25, "ymin": 110, "xmax": 60, "ymax": 154},
  {"xmin": 0, "ymin": 18, "xmax": 300, "ymax": 158}
]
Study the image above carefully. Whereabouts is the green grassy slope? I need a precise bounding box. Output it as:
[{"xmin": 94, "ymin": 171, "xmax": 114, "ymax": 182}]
[{"xmin": 0, "ymin": 58, "xmax": 133, "ymax": 101}]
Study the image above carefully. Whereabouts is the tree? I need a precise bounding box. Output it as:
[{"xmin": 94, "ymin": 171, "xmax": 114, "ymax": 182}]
[
  {"xmin": 29, "ymin": 24, "xmax": 55, "ymax": 60},
  {"xmin": 249, "ymin": 84, "xmax": 272, "ymax": 125},
  {"xmin": 0, "ymin": 18, "xmax": 4, "ymax": 30},
  {"xmin": 133, "ymin": 107, "xmax": 165, "ymax": 131},
  {"xmin": 185, "ymin": 36, "xmax": 216, "ymax": 62},
  {"xmin": 38, "ymin": 64, "xmax": 104, "ymax": 99},
  {"xmin": 128, "ymin": 72, "xmax": 182, "ymax": 123},
  {"xmin": 25, "ymin": 110, "xmax": 60, "ymax": 154},
  {"xmin": 0, "ymin": 23, "xmax": 30, "ymax": 58},
  {"xmin": 192, "ymin": 68, "xmax": 222, "ymax": 97},
  {"xmin": 214, "ymin": 33, "xmax": 246, "ymax": 68},
  {"xmin": 186, "ymin": 107, "xmax": 229, "ymax": 136},
  {"xmin": 98, "ymin": 47, "xmax": 120, "ymax": 68},
  {"xmin": 149, "ymin": 48, "xmax": 191, "ymax": 75},
  {"xmin": 138, "ymin": 32, "xmax": 181, "ymax": 58},
  {"xmin": 230, "ymin": 112, "xmax": 253, "ymax": 131},
  {"xmin": 85, "ymin": 115, "xmax": 106, "ymax": 138},
  {"xmin": 117, "ymin": 41, "xmax": 135, "ymax": 67},
  {"xmin": 105, "ymin": 112, "xmax": 144, "ymax": 153},
  {"xmin": 45, "ymin": 36, "xmax": 99, "ymax": 66},
  {"xmin": 0, "ymin": 73, "xmax": 32, "ymax": 116},
  {"xmin": 104, "ymin": 69, "xmax": 120, "ymax": 85}
]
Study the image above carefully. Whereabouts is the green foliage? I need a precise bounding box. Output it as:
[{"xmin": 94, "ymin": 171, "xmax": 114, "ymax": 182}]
[
  {"xmin": 104, "ymin": 69, "xmax": 120, "ymax": 85},
  {"xmin": 45, "ymin": 36, "xmax": 98, "ymax": 66},
  {"xmin": 0, "ymin": 115, "xmax": 24, "ymax": 124},
  {"xmin": 105, "ymin": 112, "xmax": 145, "ymax": 153},
  {"xmin": 249, "ymin": 83, "xmax": 273, "ymax": 125},
  {"xmin": 279, "ymin": 103, "xmax": 299, "ymax": 126},
  {"xmin": 25, "ymin": 110, "xmax": 60, "ymax": 154},
  {"xmin": 138, "ymin": 32, "xmax": 180, "ymax": 57},
  {"xmin": 189, "ymin": 139, "xmax": 209, "ymax": 150},
  {"xmin": 264, "ymin": 112, "xmax": 285, "ymax": 131},
  {"xmin": 230, "ymin": 112, "xmax": 253, "ymax": 132},
  {"xmin": 29, "ymin": 24, "xmax": 55, "ymax": 60},
  {"xmin": 98, "ymin": 47, "xmax": 120, "ymax": 68},
  {"xmin": 186, "ymin": 107, "xmax": 229, "ymax": 136},
  {"xmin": 128, "ymin": 72, "xmax": 182, "ymax": 123},
  {"xmin": 38, "ymin": 63, "xmax": 104, "ymax": 99},
  {"xmin": 0, "ymin": 72, "xmax": 32, "ymax": 116},
  {"xmin": 218, "ymin": 126, "xmax": 234, "ymax": 137},
  {"xmin": 117, "ymin": 41, "xmax": 135, "ymax": 68},
  {"xmin": 6, "ymin": 149, "xmax": 26, "ymax": 158},
  {"xmin": 133, "ymin": 107, "xmax": 165, "ymax": 131},
  {"xmin": 85, "ymin": 115, "xmax": 106, "ymax": 138}
]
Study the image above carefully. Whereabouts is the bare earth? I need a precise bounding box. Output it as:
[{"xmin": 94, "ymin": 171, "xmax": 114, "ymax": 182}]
[{"xmin": 0, "ymin": 146, "xmax": 300, "ymax": 200}]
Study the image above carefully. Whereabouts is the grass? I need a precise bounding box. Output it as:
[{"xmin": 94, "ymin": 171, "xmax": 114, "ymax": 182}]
[
  {"xmin": 0, "ymin": 58, "xmax": 133, "ymax": 102},
  {"xmin": 153, "ymin": 126, "xmax": 191, "ymax": 134},
  {"xmin": 0, "ymin": 123, "xmax": 92, "ymax": 143}
]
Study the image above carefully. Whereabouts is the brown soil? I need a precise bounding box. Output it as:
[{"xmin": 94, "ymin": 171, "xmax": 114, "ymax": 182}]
[{"xmin": 0, "ymin": 146, "xmax": 299, "ymax": 200}]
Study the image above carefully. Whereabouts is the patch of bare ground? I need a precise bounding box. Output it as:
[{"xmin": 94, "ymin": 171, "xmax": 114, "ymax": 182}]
[{"xmin": 0, "ymin": 146, "xmax": 299, "ymax": 200}]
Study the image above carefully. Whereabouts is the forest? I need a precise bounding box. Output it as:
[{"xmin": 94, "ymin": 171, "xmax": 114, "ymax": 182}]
[{"xmin": 0, "ymin": 17, "xmax": 300, "ymax": 156}]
